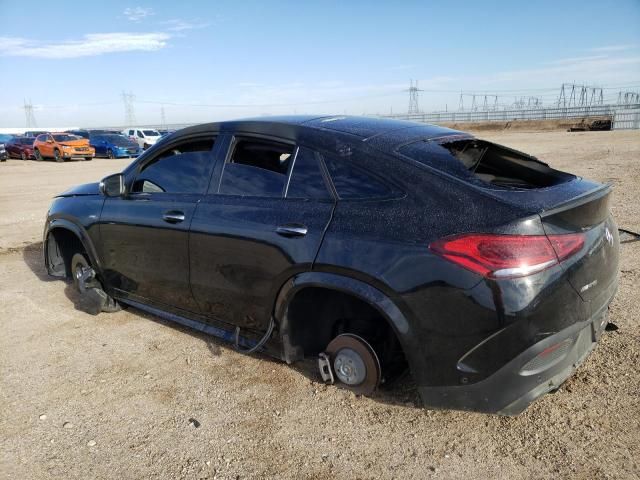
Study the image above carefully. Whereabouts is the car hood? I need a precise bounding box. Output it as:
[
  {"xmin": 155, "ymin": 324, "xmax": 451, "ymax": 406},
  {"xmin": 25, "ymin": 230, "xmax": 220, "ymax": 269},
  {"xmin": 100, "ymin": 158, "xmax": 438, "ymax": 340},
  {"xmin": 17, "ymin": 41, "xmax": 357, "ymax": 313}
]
[{"xmin": 57, "ymin": 182, "xmax": 101, "ymax": 197}]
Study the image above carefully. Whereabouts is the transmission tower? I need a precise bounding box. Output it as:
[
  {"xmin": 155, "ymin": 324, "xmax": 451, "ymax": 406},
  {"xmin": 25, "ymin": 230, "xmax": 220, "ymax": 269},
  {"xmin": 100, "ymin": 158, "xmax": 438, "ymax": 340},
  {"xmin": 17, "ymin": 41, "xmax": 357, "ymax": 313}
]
[
  {"xmin": 23, "ymin": 99, "xmax": 37, "ymax": 128},
  {"xmin": 121, "ymin": 91, "xmax": 136, "ymax": 125},
  {"xmin": 557, "ymin": 83, "xmax": 603, "ymax": 108},
  {"xmin": 617, "ymin": 91, "xmax": 640, "ymax": 105},
  {"xmin": 406, "ymin": 79, "xmax": 423, "ymax": 114},
  {"xmin": 160, "ymin": 105, "xmax": 167, "ymax": 129},
  {"xmin": 527, "ymin": 96, "xmax": 542, "ymax": 108}
]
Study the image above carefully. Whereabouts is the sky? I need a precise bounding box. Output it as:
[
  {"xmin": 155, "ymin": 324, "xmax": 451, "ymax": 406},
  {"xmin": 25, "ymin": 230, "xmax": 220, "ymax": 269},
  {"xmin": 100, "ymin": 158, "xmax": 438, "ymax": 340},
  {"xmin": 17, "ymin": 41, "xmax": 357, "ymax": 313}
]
[{"xmin": 0, "ymin": 0, "xmax": 639, "ymax": 127}]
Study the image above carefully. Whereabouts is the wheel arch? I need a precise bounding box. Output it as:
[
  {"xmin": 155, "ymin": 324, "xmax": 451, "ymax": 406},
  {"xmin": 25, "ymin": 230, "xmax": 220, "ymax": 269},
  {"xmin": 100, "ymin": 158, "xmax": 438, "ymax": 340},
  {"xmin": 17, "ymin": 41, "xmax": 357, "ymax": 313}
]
[
  {"xmin": 274, "ymin": 271, "xmax": 415, "ymax": 367},
  {"xmin": 44, "ymin": 219, "xmax": 102, "ymax": 278}
]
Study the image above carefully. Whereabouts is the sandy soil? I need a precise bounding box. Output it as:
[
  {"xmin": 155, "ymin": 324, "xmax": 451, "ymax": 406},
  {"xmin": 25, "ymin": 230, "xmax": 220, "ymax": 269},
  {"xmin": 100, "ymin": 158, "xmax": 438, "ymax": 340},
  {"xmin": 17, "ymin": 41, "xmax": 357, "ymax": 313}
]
[{"xmin": 1, "ymin": 131, "xmax": 639, "ymax": 479}]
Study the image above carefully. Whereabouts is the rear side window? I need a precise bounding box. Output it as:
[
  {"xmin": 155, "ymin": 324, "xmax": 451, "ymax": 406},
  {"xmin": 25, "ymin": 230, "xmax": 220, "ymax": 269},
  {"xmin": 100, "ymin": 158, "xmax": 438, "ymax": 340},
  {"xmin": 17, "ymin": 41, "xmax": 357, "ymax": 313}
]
[
  {"xmin": 286, "ymin": 147, "xmax": 332, "ymax": 200},
  {"xmin": 219, "ymin": 138, "xmax": 294, "ymax": 197},
  {"xmin": 322, "ymin": 155, "xmax": 392, "ymax": 200},
  {"xmin": 132, "ymin": 138, "xmax": 215, "ymax": 194},
  {"xmin": 399, "ymin": 139, "xmax": 574, "ymax": 189}
]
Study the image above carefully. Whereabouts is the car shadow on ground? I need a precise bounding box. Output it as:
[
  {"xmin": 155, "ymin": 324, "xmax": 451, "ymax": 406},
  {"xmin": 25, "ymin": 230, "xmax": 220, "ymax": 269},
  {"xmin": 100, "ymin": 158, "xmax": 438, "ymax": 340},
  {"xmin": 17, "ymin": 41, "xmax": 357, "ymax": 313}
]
[{"xmin": 22, "ymin": 241, "xmax": 421, "ymax": 409}]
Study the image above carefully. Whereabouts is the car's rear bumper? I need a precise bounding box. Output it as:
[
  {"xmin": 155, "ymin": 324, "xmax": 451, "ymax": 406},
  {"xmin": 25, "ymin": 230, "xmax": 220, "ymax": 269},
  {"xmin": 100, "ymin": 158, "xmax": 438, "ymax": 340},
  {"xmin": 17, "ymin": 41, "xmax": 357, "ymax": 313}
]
[{"xmin": 416, "ymin": 278, "xmax": 616, "ymax": 415}]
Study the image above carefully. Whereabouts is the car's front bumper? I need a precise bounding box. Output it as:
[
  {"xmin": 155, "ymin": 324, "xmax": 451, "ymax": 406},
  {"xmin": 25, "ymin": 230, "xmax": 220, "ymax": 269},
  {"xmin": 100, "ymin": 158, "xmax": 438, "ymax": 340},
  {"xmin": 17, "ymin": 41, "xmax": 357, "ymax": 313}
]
[
  {"xmin": 63, "ymin": 150, "xmax": 95, "ymax": 158},
  {"xmin": 113, "ymin": 148, "xmax": 140, "ymax": 157},
  {"xmin": 416, "ymin": 280, "xmax": 616, "ymax": 415},
  {"xmin": 0, "ymin": 150, "xmax": 7, "ymax": 160}
]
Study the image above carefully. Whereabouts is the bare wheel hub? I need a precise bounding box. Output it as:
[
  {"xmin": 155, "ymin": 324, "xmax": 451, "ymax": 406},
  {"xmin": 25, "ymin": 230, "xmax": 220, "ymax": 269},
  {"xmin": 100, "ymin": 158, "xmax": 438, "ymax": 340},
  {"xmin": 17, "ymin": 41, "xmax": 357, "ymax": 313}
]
[{"xmin": 325, "ymin": 333, "xmax": 382, "ymax": 395}]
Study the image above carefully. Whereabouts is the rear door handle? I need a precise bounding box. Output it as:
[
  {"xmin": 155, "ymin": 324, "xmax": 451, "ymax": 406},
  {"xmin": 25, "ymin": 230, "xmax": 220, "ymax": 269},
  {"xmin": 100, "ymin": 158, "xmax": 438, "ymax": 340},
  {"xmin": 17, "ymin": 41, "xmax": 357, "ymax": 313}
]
[
  {"xmin": 162, "ymin": 210, "xmax": 185, "ymax": 223},
  {"xmin": 276, "ymin": 224, "xmax": 308, "ymax": 237}
]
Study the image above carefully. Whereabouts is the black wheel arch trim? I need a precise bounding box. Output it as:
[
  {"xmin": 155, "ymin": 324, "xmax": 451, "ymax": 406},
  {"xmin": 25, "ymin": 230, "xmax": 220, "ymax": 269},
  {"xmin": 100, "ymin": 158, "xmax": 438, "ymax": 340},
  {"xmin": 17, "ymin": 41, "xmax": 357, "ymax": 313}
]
[
  {"xmin": 44, "ymin": 218, "xmax": 103, "ymax": 277},
  {"xmin": 273, "ymin": 271, "xmax": 419, "ymax": 367}
]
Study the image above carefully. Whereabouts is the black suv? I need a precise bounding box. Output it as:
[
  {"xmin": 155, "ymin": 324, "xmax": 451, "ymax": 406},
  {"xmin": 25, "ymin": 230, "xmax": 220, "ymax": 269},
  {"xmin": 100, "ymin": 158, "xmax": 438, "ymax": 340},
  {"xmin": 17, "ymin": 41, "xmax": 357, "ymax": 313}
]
[{"xmin": 44, "ymin": 116, "xmax": 619, "ymax": 414}]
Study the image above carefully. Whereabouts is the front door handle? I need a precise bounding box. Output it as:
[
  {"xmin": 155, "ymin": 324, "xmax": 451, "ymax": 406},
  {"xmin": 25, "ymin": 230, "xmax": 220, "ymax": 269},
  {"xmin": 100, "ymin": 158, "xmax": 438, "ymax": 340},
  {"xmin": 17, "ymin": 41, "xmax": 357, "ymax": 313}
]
[
  {"xmin": 162, "ymin": 211, "xmax": 185, "ymax": 223},
  {"xmin": 276, "ymin": 224, "xmax": 308, "ymax": 237}
]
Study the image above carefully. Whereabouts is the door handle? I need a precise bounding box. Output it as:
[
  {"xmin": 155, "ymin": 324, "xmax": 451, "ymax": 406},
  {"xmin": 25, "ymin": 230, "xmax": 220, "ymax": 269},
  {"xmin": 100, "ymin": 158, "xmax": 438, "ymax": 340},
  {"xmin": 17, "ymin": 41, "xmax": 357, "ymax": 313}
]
[
  {"xmin": 162, "ymin": 211, "xmax": 185, "ymax": 223},
  {"xmin": 276, "ymin": 224, "xmax": 308, "ymax": 237}
]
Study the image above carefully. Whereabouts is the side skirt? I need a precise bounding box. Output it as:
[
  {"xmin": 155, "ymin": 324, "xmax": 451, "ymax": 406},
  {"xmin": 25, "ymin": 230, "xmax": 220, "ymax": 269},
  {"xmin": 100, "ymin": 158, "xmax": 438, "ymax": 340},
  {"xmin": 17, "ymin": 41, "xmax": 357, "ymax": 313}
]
[{"xmin": 119, "ymin": 298, "xmax": 277, "ymax": 354}]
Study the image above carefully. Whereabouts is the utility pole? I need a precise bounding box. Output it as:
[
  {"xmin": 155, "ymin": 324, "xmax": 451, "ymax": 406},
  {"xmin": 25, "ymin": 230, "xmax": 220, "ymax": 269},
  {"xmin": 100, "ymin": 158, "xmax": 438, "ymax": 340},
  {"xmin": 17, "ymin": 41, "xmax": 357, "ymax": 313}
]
[
  {"xmin": 23, "ymin": 99, "xmax": 37, "ymax": 128},
  {"xmin": 121, "ymin": 91, "xmax": 136, "ymax": 126},
  {"xmin": 406, "ymin": 79, "xmax": 423, "ymax": 114}
]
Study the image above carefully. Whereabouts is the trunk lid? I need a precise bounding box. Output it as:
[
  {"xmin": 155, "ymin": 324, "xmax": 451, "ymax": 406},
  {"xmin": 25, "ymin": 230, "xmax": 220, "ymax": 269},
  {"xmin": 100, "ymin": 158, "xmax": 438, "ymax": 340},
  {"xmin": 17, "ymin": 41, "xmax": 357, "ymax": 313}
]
[{"xmin": 539, "ymin": 186, "xmax": 619, "ymax": 302}]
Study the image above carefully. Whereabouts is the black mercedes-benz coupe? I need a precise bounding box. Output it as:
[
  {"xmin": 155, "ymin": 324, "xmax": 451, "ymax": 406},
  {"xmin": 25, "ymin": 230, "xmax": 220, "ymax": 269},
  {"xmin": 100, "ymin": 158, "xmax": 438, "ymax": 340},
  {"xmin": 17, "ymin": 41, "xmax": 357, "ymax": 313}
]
[{"xmin": 43, "ymin": 116, "xmax": 619, "ymax": 414}]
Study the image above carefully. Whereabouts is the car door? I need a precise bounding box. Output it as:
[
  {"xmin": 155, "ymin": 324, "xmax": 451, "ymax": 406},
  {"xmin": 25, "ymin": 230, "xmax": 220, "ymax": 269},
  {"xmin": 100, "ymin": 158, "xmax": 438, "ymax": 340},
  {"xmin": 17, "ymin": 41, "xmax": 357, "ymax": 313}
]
[
  {"xmin": 42, "ymin": 134, "xmax": 55, "ymax": 157},
  {"xmin": 136, "ymin": 130, "xmax": 146, "ymax": 148},
  {"xmin": 91, "ymin": 135, "xmax": 104, "ymax": 156},
  {"xmin": 189, "ymin": 134, "xmax": 336, "ymax": 333},
  {"xmin": 99, "ymin": 134, "xmax": 219, "ymax": 313}
]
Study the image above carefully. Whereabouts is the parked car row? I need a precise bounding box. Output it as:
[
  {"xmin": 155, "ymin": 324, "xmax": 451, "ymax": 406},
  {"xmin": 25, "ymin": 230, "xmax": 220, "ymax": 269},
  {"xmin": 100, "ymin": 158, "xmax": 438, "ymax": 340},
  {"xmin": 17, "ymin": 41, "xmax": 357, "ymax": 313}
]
[
  {"xmin": 0, "ymin": 128, "xmax": 155, "ymax": 162},
  {"xmin": 0, "ymin": 134, "xmax": 11, "ymax": 161}
]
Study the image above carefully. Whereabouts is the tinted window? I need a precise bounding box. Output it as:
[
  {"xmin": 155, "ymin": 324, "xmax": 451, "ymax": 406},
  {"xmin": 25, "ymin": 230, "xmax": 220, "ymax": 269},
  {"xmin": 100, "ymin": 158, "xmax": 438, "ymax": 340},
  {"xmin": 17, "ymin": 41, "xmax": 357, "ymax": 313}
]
[
  {"xmin": 323, "ymin": 154, "xmax": 392, "ymax": 200},
  {"xmin": 36, "ymin": 135, "xmax": 46, "ymax": 142},
  {"xmin": 137, "ymin": 131, "xmax": 144, "ymax": 138},
  {"xmin": 132, "ymin": 138, "xmax": 215, "ymax": 194},
  {"xmin": 219, "ymin": 138, "xmax": 294, "ymax": 197},
  {"xmin": 286, "ymin": 147, "xmax": 331, "ymax": 200},
  {"xmin": 53, "ymin": 134, "xmax": 80, "ymax": 142},
  {"xmin": 128, "ymin": 130, "xmax": 134, "ymax": 136}
]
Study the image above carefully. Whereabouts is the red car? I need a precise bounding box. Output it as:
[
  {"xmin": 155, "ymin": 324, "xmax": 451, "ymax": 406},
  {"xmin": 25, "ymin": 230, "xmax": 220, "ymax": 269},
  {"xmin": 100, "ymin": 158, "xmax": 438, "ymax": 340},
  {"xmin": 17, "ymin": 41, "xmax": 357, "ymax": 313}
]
[{"xmin": 7, "ymin": 137, "xmax": 36, "ymax": 160}]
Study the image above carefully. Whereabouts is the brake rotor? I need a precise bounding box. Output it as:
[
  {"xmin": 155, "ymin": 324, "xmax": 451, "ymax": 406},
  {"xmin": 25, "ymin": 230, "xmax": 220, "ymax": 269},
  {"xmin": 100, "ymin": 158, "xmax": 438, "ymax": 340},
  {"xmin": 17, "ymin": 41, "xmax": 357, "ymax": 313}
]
[{"xmin": 325, "ymin": 333, "xmax": 382, "ymax": 395}]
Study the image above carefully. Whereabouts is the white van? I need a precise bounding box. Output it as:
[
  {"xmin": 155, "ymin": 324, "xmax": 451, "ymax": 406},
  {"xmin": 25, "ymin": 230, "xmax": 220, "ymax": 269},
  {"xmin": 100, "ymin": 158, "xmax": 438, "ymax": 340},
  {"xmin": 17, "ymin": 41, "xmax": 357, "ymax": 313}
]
[{"xmin": 122, "ymin": 128, "xmax": 161, "ymax": 150}]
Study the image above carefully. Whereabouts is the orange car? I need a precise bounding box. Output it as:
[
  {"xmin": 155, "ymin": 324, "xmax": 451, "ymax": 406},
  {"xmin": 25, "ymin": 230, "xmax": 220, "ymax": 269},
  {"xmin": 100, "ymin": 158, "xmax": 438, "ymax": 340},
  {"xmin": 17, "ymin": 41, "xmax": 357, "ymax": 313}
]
[{"xmin": 33, "ymin": 132, "xmax": 95, "ymax": 162}]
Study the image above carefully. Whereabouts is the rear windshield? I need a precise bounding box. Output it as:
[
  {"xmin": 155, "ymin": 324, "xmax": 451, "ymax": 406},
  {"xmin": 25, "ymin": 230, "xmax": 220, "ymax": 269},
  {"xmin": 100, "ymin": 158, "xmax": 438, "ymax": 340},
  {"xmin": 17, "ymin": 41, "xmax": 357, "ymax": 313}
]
[
  {"xmin": 53, "ymin": 134, "xmax": 81, "ymax": 142},
  {"xmin": 399, "ymin": 138, "xmax": 574, "ymax": 189}
]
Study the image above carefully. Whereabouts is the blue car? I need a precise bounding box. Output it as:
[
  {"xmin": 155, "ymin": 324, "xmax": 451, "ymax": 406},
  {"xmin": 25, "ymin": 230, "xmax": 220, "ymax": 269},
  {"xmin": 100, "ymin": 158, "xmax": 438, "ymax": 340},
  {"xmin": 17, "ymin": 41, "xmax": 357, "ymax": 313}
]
[{"xmin": 90, "ymin": 134, "xmax": 141, "ymax": 158}]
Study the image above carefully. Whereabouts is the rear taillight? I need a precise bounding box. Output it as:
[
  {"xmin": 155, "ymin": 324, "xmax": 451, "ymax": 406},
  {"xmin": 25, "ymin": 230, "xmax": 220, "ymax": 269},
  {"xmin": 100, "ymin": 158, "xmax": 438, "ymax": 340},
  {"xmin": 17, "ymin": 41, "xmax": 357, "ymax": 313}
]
[{"xmin": 429, "ymin": 233, "xmax": 584, "ymax": 278}]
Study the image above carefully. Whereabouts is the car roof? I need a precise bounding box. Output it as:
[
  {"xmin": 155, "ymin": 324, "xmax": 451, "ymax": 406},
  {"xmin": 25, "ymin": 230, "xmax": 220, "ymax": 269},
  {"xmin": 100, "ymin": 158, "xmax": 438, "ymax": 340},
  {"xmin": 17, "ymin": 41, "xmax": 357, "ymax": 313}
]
[{"xmin": 173, "ymin": 115, "xmax": 463, "ymax": 153}]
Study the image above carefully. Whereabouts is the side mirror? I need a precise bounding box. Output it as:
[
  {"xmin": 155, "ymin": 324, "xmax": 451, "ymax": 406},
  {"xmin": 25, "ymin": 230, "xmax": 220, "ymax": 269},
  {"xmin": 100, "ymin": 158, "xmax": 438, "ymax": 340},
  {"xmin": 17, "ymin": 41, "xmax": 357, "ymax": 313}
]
[{"xmin": 99, "ymin": 173, "xmax": 125, "ymax": 197}]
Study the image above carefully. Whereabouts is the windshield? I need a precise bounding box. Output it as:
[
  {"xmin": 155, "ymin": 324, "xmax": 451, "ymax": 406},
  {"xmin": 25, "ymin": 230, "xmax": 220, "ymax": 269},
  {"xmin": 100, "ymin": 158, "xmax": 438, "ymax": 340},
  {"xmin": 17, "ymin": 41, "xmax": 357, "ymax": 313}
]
[
  {"xmin": 53, "ymin": 134, "xmax": 81, "ymax": 142},
  {"xmin": 104, "ymin": 134, "xmax": 134, "ymax": 146},
  {"xmin": 143, "ymin": 130, "xmax": 160, "ymax": 137}
]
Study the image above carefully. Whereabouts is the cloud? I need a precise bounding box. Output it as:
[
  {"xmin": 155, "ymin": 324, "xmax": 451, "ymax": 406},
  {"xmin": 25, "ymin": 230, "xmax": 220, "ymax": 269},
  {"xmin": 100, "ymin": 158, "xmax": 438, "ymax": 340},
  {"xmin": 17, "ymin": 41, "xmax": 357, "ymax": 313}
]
[
  {"xmin": 589, "ymin": 44, "xmax": 638, "ymax": 53},
  {"xmin": 161, "ymin": 19, "xmax": 211, "ymax": 32},
  {"xmin": 0, "ymin": 33, "xmax": 170, "ymax": 59},
  {"xmin": 123, "ymin": 7, "xmax": 154, "ymax": 22}
]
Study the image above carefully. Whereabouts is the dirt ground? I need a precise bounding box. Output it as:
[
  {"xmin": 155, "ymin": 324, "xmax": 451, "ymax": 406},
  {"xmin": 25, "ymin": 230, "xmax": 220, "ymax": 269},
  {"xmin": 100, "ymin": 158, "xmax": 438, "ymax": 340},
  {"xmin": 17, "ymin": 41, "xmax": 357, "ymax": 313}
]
[{"xmin": 1, "ymin": 130, "xmax": 639, "ymax": 479}]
